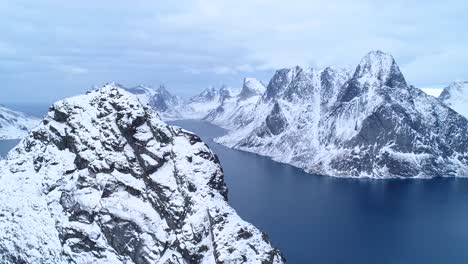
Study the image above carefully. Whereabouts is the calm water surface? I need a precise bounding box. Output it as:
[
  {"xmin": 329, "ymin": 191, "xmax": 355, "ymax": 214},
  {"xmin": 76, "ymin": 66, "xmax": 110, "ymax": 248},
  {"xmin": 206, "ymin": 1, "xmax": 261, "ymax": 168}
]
[
  {"xmin": 0, "ymin": 139, "xmax": 20, "ymax": 158},
  {"xmin": 170, "ymin": 119, "xmax": 468, "ymax": 264}
]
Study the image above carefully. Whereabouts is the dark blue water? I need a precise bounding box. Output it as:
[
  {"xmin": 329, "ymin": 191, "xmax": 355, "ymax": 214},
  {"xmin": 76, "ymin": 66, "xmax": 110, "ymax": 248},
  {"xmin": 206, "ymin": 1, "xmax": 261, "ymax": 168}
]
[
  {"xmin": 170, "ymin": 120, "xmax": 468, "ymax": 264},
  {"xmin": 0, "ymin": 139, "xmax": 20, "ymax": 158}
]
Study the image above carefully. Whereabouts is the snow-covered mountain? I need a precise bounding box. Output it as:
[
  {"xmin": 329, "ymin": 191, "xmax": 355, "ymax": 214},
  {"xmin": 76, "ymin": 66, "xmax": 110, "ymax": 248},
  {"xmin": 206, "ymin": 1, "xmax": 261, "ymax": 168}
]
[
  {"xmin": 439, "ymin": 81, "xmax": 468, "ymax": 117},
  {"xmin": 216, "ymin": 51, "xmax": 468, "ymax": 178},
  {"xmin": 0, "ymin": 85, "xmax": 284, "ymax": 263},
  {"xmin": 186, "ymin": 85, "xmax": 236, "ymax": 119},
  {"xmin": 125, "ymin": 84, "xmax": 188, "ymax": 120},
  {"xmin": 205, "ymin": 78, "xmax": 266, "ymax": 129},
  {"xmin": 0, "ymin": 105, "xmax": 40, "ymax": 140}
]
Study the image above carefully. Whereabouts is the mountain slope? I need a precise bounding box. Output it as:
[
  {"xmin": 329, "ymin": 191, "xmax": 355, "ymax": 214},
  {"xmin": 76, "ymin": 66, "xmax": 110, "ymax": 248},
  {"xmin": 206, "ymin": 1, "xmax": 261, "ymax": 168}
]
[
  {"xmin": 0, "ymin": 105, "xmax": 40, "ymax": 140},
  {"xmin": 205, "ymin": 78, "xmax": 266, "ymax": 129},
  {"xmin": 0, "ymin": 85, "xmax": 284, "ymax": 263},
  {"xmin": 125, "ymin": 84, "xmax": 188, "ymax": 121},
  {"xmin": 186, "ymin": 85, "xmax": 236, "ymax": 120},
  {"xmin": 439, "ymin": 81, "xmax": 468, "ymax": 117},
  {"xmin": 216, "ymin": 51, "xmax": 468, "ymax": 178}
]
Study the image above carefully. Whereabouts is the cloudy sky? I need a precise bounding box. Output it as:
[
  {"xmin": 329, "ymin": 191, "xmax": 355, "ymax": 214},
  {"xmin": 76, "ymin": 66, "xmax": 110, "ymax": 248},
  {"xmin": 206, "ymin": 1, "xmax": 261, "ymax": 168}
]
[{"xmin": 1, "ymin": 0, "xmax": 466, "ymax": 103}]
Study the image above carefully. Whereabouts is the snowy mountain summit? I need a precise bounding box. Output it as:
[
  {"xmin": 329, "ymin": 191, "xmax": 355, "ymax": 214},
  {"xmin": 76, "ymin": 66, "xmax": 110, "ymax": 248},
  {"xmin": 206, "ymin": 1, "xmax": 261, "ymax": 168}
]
[
  {"xmin": 439, "ymin": 81, "xmax": 468, "ymax": 118},
  {"xmin": 216, "ymin": 51, "xmax": 468, "ymax": 178},
  {"xmin": 0, "ymin": 105, "xmax": 40, "ymax": 140},
  {"xmin": 239, "ymin": 78, "xmax": 266, "ymax": 100},
  {"xmin": 186, "ymin": 85, "xmax": 236, "ymax": 119},
  {"xmin": 0, "ymin": 85, "xmax": 284, "ymax": 263},
  {"xmin": 124, "ymin": 84, "xmax": 187, "ymax": 120}
]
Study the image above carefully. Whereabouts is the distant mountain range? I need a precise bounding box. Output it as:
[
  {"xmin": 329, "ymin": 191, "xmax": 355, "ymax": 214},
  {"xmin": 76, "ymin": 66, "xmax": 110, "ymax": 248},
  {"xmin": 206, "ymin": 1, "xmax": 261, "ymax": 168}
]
[
  {"xmin": 128, "ymin": 51, "xmax": 468, "ymax": 178},
  {"xmin": 439, "ymin": 81, "xmax": 468, "ymax": 118},
  {"xmin": 0, "ymin": 105, "xmax": 40, "ymax": 140}
]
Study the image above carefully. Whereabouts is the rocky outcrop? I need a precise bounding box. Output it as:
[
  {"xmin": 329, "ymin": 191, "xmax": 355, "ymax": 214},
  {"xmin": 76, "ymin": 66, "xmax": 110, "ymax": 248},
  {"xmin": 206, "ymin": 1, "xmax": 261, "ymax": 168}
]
[{"xmin": 0, "ymin": 85, "xmax": 284, "ymax": 263}]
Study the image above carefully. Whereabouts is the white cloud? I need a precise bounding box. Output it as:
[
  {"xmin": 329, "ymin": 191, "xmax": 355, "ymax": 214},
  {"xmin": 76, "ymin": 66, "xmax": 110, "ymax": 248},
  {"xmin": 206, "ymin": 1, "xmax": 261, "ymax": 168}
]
[
  {"xmin": 60, "ymin": 65, "xmax": 88, "ymax": 75},
  {"xmin": 0, "ymin": 0, "xmax": 467, "ymax": 102}
]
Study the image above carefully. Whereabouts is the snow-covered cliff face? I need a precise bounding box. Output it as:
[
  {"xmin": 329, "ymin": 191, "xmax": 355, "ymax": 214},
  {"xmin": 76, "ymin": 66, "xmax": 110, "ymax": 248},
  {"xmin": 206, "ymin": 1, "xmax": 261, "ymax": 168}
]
[
  {"xmin": 439, "ymin": 81, "xmax": 468, "ymax": 118},
  {"xmin": 0, "ymin": 86, "xmax": 284, "ymax": 263},
  {"xmin": 0, "ymin": 105, "xmax": 40, "ymax": 140},
  {"xmin": 125, "ymin": 85, "xmax": 187, "ymax": 121},
  {"xmin": 205, "ymin": 78, "xmax": 266, "ymax": 129},
  {"xmin": 216, "ymin": 51, "xmax": 468, "ymax": 178}
]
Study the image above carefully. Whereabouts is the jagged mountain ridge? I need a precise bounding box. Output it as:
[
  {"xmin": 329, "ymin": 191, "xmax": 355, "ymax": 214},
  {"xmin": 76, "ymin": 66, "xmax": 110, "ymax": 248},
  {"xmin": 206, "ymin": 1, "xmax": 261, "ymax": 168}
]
[
  {"xmin": 0, "ymin": 86, "xmax": 284, "ymax": 263},
  {"xmin": 124, "ymin": 84, "xmax": 237, "ymax": 121},
  {"xmin": 0, "ymin": 105, "xmax": 40, "ymax": 140},
  {"xmin": 439, "ymin": 81, "xmax": 468, "ymax": 118},
  {"xmin": 215, "ymin": 51, "xmax": 468, "ymax": 178},
  {"xmin": 124, "ymin": 84, "xmax": 188, "ymax": 120},
  {"xmin": 186, "ymin": 85, "xmax": 237, "ymax": 120},
  {"xmin": 205, "ymin": 78, "xmax": 267, "ymax": 129}
]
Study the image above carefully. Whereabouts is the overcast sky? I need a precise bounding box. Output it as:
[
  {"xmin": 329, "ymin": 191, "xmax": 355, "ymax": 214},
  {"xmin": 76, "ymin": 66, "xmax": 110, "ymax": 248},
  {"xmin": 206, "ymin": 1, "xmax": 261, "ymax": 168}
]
[{"xmin": 0, "ymin": 0, "xmax": 466, "ymax": 103}]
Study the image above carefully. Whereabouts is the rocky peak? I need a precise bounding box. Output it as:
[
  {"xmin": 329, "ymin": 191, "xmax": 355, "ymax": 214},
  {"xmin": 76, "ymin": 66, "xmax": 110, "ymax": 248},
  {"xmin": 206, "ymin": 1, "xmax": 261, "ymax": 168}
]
[
  {"xmin": 218, "ymin": 85, "xmax": 233, "ymax": 102},
  {"xmin": 125, "ymin": 84, "xmax": 153, "ymax": 95},
  {"xmin": 353, "ymin": 50, "xmax": 407, "ymax": 88},
  {"xmin": 239, "ymin": 78, "xmax": 266, "ymax": 100},
  {"xmin": 439, "ymin": 81, "xmax": 468, "ymax": 117},
  {"xmin": 264, "ymin": 66, "xmax": 303, "ymax": 100},
  {"xmin": 139, "ymin": 85, "xmax": 180, "ymax": 113},
  {"xmin": 0, "ymin": 85, "xmax": 284, "ymax": 263},
  {"xmin": 439, "ymin": 81, "xmax": 468, "ymax": 101},
  {"xmin": 320, "ymin": 66, "xmax": 353, "ymax": 108},
  {"xmin": 339, "ymin": 51, "xmax": 407, "ymax": 102},
  {"xmin": 190, "ymin": 87, "xmax": 219, "ymax": 103},
  {"xmin": 283, "ymin": 68, "xmax": 319, "ymax": 102}
]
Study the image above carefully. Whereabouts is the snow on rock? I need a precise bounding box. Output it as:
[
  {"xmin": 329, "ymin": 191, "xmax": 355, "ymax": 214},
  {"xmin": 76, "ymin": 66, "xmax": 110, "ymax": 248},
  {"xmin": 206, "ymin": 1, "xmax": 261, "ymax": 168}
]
[
  {"xmin": 124, "ymin": 84, "xmax": 188, "ymax": 121},
  {"xmin": 185, "ymin": 85, "xmax": 237, "ymax": 120},
  {"xmin": 439, "ymin": 81, "xmax": 468, "ymax": 118},
  {"xmin": 0, "ymin": 105, "xmax": 40, "ymax": 140},
  {"xmin": 215, "ymin": 51, "xmax": 468, "ymax": 178},
  {"xmin": 0, "ymin": 85, "xmax": 284, "ymax": 263},
  {"xmin": 239, "ymin": 78, "xmax": 266, "ymax": 100},
  {"xmin": 205, "ymin": 78, "xmax": 266, "ymax": 129}
]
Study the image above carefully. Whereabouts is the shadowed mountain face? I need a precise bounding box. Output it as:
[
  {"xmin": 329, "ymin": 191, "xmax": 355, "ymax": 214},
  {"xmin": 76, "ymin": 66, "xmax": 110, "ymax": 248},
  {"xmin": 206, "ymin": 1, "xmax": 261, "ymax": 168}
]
[
  {"xmin": 0, "ymin": 86, "xmax": 284, "ymax": 263},
  {"xmin": 215, "ymin": 51, "xmax": 468, "ymax": 178}
]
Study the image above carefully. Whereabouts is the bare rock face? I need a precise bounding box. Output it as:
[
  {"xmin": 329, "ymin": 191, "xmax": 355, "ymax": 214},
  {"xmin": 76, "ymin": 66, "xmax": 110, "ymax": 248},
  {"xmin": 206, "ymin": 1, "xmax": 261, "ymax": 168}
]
[
  {"xmin": 216, "ymin": 51, "xmax": 468, "ymax": 178},
  {"xmin": 0, "ymin": 85, "xmax": 284, "ymax": 263}
]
